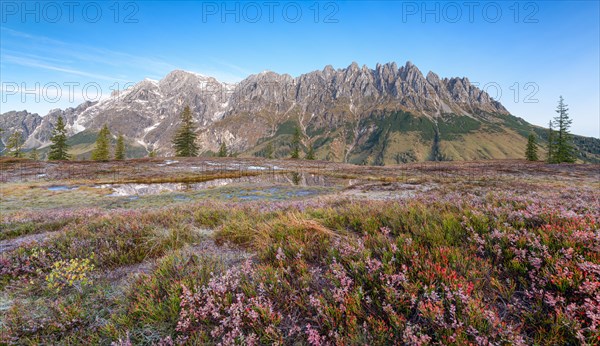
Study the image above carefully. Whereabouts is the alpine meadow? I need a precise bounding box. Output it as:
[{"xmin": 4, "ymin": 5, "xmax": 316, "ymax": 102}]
[{"xmin": 1, "ymin": 1, "xmax": 599, "ymax": 345}]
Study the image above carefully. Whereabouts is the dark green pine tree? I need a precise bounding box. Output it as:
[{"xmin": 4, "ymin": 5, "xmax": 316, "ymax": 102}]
[
  {"xmin": 114, "ymin": 134, "xmax": 126, "ymax": 160},
  {"xmin": 29, "ymin": 148, "xmax": 40, "ymax": 160},
  {"xmin": 91, "ymin": 124, "xmax": 111, "ymax": 161},
  {"xmin": 264, "ymin": 142, "xmax": 274, "ymax": 159},
  {"xmin": 552, "ymin": 96, "xmax": 575, "ymax": 163},
  {"xmin": 48, "ymin": 116, "xmax": 71, "ymax": 160},
  {"xmin": 218, "ymin": 142, "xmax": 227, "ymax": 157},
  {"xmin": 306, "ymin": 144, "xmax": 315, "ymax": 160},
  {"xmin": 525, "ymin": 132, "xmax": 539, "ymax": 161},
  {"xmin": 547, "ymin": 121, "xmax": 556, "ymax": 163},
  {"xmin": 6, "ymin": 131, "xmax": 24, "ymax": 158},
  {"xmin": 290, "ymin": 126, "xmax": 301, "ymax": 159},
  {"xmin": 172, "ymin": 106, "xmax": 199, "ymax": 157}
]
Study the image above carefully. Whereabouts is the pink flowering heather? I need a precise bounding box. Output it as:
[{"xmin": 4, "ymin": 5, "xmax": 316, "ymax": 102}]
[{"xmin": 2, "ymin": 163, "xmax": 599, "ymax": 345}]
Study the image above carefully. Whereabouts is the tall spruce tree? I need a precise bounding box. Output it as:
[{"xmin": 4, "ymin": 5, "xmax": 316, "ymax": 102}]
[
  {"xmin": 218, "ymin": 142, "xmax": 227, "ymax": 157},
  {"xmin": 172, "ymin": 106, "xmax": 199, "ymax": 157},
  {"xmin": 264, "ymin": 143, "xmax": 274, "ymax": 159},
  {"xmin": 114, "ymin": 134, "xmax": 126, "ymax": 160},
  {"xmin": 48, "ymin": 116, "xmax": 71, "ymax": 160},
  {"xmin": 525, "ymin": 132, "xmax": 539, "ymax": 161},
  {"xmin": 29, "ymin": 148, "xmax": 39, "ymax": 160},
  {"xmin": 290, "ymin": 127, "xmax": 301, "ymax": 159},
  {"xmin": 552, "ymin": 96, "xmax": 575, "ymax": 163},
  {"xmin": 547, "ymin": 121, "xmax": 556, "ymax": 163},
  {"xmin": 6, "ymin": 131, "xmax": 24, "ymax": 158},
  {"xmin": 91, "ymin": 125, "xmax": 111, "ymax": 161},
  {"xmin": 306, "ymin": 144, "xmax": 315, "ymax": 160}
]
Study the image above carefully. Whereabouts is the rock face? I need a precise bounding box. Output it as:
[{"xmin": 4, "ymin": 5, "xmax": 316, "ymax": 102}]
[
  {"xmin": 0, "ymin": 110, "xmax": 42, "ymax": 149},
  {"xmin": 25, "ymin": 101, "xmax": 97, "ymax": 148},
  {"xmin": 68, "ymin": 72, "xmax": 236, "ymax": 152},
  {"xmin": 1, "ymin": 61, "xmax": 597, "ymax": 163}
]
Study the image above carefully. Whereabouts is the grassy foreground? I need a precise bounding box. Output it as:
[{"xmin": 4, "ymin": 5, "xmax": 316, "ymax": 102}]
[{"xmin": 1, "ymin": 183, "xmax": 599, "ymax": 345}]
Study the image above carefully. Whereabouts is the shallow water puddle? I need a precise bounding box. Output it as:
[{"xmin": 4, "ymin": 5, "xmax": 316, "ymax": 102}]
[
  {"xmin": 156, "ymin": 160, "xmax": 179, "ymax": 167},
  {"xmin": 96, "ymin": 172, "xmax": 354, "ymax": 197},
  {"xmin": 47, "ymin": 185, "xmax": 78, "ymax": 191}
]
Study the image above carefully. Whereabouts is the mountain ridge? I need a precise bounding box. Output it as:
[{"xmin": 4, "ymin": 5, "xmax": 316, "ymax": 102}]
[{"xmin": 2, "ymin": 61, "xmax": 599, "ymax": 163}]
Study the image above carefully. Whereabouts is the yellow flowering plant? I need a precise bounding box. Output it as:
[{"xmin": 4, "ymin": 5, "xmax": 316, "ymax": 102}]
[{"xmin": 45, "ymin": 257, "xmax": 95, "ymax": 293}]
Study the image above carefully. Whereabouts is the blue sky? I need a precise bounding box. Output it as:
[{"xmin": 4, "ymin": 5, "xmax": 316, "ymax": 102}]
[{"xmin": 1, "ymin": 1, "xmax": 598, "ymax": 137}]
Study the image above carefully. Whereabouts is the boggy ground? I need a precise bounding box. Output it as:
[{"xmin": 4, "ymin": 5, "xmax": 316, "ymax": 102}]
[{"xmin": 0, "ymin": 158, "xmax": 599, "ymax": 345}]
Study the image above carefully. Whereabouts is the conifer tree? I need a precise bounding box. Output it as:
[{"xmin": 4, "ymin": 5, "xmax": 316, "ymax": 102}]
[
  {"xmin": 552, "ymin": 96, "xmax": 575, "ymax": 163},
  {"xmin": 264, "ymin": 143, "xmax": 274, "ymax": 159},
  {"xmin": 29, "ymin": 148, "xmax": 39, "ymax": 160},
  {"xmin": 48, "ymin": 116, "xmax": 71, "ymax": 160},
  {"xmin": 91, "ymin": 124, "xmax": 111, "ymax": 161},
  {"xmin": 291, "ymin": 126, "xmax": 301, "ymax": 159},
  {"xmin": 172, "ymin": 106, "xmax": 199, "ymax": 157},
  {"xmin": 114, "ymin": 134, "xmax": 126, "ymax": 160},
  {"xmin": 306, "ymin": 144, "xmax": 315, "ymax": 160},
  {"xmin": 6, "ymin": 131, "xmax": 24, "ymax": 158},
  {"xmin": 547, "ymin": 121, "xmax": 556, "ymax": 163},
  {"xmin": 525, "ymin": 132, "xmax": 539, "ymax": 161},
  {"xmin": 218, "ymin": 142, "xmax": 227, "ymax": 157}
]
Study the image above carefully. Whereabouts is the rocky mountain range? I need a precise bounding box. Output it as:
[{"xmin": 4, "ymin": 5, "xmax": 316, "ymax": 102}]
[{"xmin": 1, "ymin": 61, "xmax": 599, "ymax": 163}]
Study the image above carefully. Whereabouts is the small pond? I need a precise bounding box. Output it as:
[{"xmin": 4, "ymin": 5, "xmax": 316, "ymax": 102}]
[
  {"xmin": 47, "ymin": 185, "xmax": 79, "ymax": 191},
  {"xmin": 96, "ymin": 172, "xmax": 356, "ymax": 198}
]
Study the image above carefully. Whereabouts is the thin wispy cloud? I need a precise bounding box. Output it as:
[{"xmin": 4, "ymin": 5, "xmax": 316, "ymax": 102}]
[
  {"xmin": 1, "ymin": 27, "xmax": 178, "ymax": 80},
  {"xmin": 0, "ymin": 49, "xmax": 76, "ymax": 64},
  {"xmin": 1, "ymin": 27, "xmax": 246, "ymax": 85},
  {"xmin": 211, "ymin": 59, "xmax": 253, "ymax": 77},
  {"xmin": 2, "ymin": 54, "xmax": 127, "ymax": 82}
]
